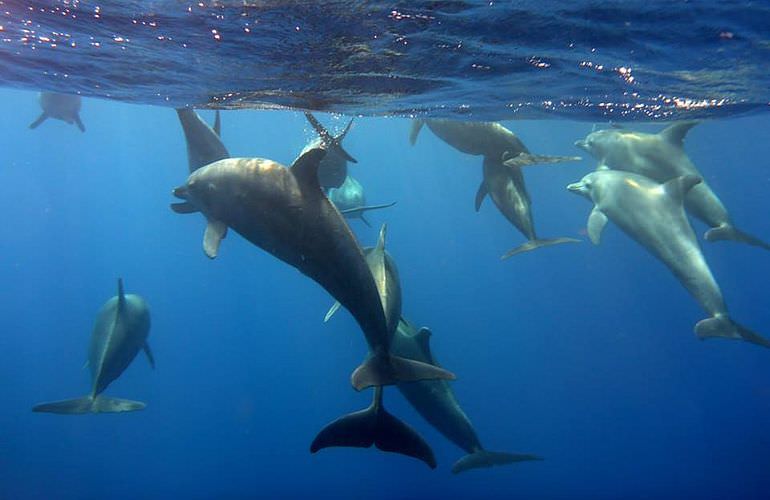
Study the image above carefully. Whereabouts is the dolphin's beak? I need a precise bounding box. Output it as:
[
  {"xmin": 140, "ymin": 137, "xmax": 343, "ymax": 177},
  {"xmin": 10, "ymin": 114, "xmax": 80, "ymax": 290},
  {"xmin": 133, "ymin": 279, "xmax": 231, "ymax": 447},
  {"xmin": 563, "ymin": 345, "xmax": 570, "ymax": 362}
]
[
  {"xmin": 574, "ymin": 139, "xmax": 587, "ymax": 151},
  {"xmin": 566, "ymin": 182, "xmax": 586, "ymax": 195},
  {"xmin": 173, "ymin": 185, "xmax": 188, "ymax": 200}
]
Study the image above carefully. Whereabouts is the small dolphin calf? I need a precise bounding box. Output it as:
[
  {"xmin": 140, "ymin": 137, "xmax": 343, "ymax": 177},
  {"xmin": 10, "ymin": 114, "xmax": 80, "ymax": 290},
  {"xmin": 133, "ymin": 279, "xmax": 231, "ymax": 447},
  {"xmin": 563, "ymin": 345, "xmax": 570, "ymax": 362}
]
[
  {"xmin": 575, "ymin": 122, "xmax": 770, "ymax": 250},
  {"xmin": 29, "ymin": 92, "xmax": 85, "ymax": 132},
  {"xmin": 567, "ymin": 170, "xmax": 770, "ymax": 348},
  {"xmin": 327, "ymin": 175, "xmax": 396, "ymax": 227},
  {"xmin": 176, "ymin": 108, "xmax": 229, "ymax": 173},
  {"xmin": 393, "ymin": 318, "xmax": 541, "ymax": 473},
  {"xmin": 302, "ymin": 113, "xmax": 357, "ymax": 189},
  {"xmin": 411, "ymin": 119, "xmax": 580, "ymax": 256},
  {"xmin": 33, "ymin": 279, "xmax": 153, "ymax": 414}
]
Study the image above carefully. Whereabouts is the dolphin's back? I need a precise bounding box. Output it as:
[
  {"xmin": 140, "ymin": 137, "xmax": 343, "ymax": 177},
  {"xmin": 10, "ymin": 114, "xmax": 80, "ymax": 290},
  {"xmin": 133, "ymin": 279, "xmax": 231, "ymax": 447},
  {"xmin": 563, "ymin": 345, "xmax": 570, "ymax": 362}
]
[{"xmin": 426, "ymin": 120, "xmax": 528, "ymax": 159}]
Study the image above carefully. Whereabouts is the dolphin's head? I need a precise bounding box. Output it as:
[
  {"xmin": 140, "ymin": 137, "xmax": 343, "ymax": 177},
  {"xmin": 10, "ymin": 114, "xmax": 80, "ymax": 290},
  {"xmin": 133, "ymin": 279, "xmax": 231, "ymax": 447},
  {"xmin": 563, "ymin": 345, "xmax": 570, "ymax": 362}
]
[
  {"xmin": 172, "ymin": 170, "xmax": 216, "ymax": 214},
  {"xmin": 574, "ymin": 128, "xmax": 621, "ymax": 159},
  {"xmin": 566, "ymin": 172, "xmax": 599, "ymax": 200},
  {"xmin": 328, "ymin": 175, "xmax": 365, "ymax": 211}
]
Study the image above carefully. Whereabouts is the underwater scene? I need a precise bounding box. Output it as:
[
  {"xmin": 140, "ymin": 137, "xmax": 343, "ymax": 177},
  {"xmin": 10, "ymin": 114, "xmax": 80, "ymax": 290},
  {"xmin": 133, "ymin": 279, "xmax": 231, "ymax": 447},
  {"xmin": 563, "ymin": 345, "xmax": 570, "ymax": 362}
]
[{"xmin": 2, "ymin": 1, "xmax": 770, "ymax": 499}]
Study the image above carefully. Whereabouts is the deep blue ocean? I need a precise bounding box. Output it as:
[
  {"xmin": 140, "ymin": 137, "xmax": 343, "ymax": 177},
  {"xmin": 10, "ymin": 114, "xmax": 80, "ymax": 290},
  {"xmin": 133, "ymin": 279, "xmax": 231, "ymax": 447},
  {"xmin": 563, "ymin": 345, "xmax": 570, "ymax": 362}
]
[{"xmin": 2, "ymin": 2, "xmax": 770, "ymax": 499}]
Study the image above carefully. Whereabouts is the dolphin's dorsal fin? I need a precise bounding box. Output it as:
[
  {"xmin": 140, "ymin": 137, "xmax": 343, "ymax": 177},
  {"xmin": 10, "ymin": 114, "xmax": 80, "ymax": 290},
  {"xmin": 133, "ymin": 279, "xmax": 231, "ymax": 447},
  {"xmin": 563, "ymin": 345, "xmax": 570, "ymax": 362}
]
[
  {"xmin": 587, "ymin": 207, "xmax": 608, "ymax": 245},
  {"xmin": 203, "ymin": 218, "xmax": 228, "ymax": 259},
  {"xmin": 376, "ymin": 224, "xmax": 388, "ymax": 254},
  {"xmin": 213, "ymin": 110, "xmax": 221, "ymax": 137},
  {"xmin": 290, "ymin": 147, "xmax": 327, "ymax": 193},
  {"xmin": 409, "ymin": 120, "xmax": 425, "ymax": 146},
  {"xmin": 475, "ymin": 180, "xmax": 488, "ymax": 212},
  {"xmin": 663, "ymin": 175, "xmax": 702, "ymax": 204},
  {"xmin": 414, "ymin": 327, "xmax": 434, "ymax": 361},
  {"xmin": 659, "ymin": 121, "xmax": 699, "ymax": 147},
  {"xmin": 143, "ymin": 342, "xmax": 155, "ymax": 369},
  {"xmin": 117, "ymin": 278, "xmax": 126, "ymax": 310}
]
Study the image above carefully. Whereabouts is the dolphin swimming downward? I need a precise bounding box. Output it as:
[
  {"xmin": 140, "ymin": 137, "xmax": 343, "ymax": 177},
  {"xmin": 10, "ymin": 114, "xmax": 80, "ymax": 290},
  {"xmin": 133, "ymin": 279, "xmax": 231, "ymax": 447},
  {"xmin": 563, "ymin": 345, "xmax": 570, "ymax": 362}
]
[
  {"xmin": 567, "ymin": 169, "xmax": 770, "ymax": 348},
  {"xmin": 176, "ymin": 108, "xmax": 229, "ymax": 173}
]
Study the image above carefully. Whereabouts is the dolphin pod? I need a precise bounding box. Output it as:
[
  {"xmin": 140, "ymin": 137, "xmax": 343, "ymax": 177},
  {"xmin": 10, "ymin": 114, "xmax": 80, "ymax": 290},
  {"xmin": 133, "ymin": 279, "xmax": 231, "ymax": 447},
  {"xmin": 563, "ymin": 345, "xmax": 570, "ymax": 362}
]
[
  {"xmin": 29, "ymin": 92, "xmax": 85, "ymax": 132},
  {"xmin": 32, "ymin": 279, "xmax": 154, "ymax": 414},
  {"xmin": 575, "ymin": 122, "xmax": 770, "ymax": 250},
  {"xmin": 411, "ymin": 119, "xmax": 581, "ymax": 256},
  {"xmin": 567, "ymin": 169, "xmax": 770, "ymax": 348}
]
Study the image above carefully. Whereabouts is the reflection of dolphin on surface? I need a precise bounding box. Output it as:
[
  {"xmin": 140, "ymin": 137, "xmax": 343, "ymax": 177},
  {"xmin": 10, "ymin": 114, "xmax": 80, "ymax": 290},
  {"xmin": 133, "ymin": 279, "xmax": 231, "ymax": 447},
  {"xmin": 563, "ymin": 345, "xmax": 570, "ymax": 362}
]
[
  {"xmin": 411, "ymin": 119, "xmax": 581, "ymax": 256},
  {"xmin": 171, "ymin": 115, "xmax": 454, "ymax": 463},
  {"xmin": 29, "ymin": 92, "xmax": 85, "ymax": 132},
  {"xmin": 575, "ymin": 122, "xmax": 770, "ymax": 250},
  {"xmin": 567, "ymin": 169, "xmax": 770, "ymax": 349},
  {"xmin": 176, "ymin": 108, "xmax": 228, "ymax": 173},
  {"xmin": 327, "ymin": 175, "xmax": 396, "ymax": 227},
  {"xmin": 393, "ymin": 317, "xmax": 541, "ymax": 473},
  {"xmin": 32, "ymin": 279, "xmax": 154, "ymax": 414},
  {"xmin": 315, "ymin": 225, "xmax": 438, "ymax": 468},
  {"xmin": 302, "ymin": 113, "xmax": 357, "ymax": 189}
]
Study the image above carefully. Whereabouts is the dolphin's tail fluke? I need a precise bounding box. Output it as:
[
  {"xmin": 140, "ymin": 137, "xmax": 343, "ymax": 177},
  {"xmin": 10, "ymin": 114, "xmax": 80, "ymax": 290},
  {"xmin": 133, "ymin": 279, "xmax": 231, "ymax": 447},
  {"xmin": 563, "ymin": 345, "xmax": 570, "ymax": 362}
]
[
  {"xmin": 695, "ymin": 317, "xmax": 770, "ymax": 349},
  {"xmin": 32, "ymin": 395, "xmax": 146, "ymax": 414},
  {"xmin": 451, "ymin": 449, "xmax": 542, "ymax": 474},
  {"xmin": 501, "ymin": 237, "xmax": 580, "ymax": 259},
  {"xmin": 409, "ymin": 120, "xmax": 424, "ymax": 145},
  {"xmin": 704, "ymin": 224, "xmax": 770, "ymax": 251},
  {"xmin": 351, "ymin": 352, "xmax": 455, "ymax": 391},
  {"xmin": 310, "ymin": 386, "xmax": 436, "ymax": 468}
]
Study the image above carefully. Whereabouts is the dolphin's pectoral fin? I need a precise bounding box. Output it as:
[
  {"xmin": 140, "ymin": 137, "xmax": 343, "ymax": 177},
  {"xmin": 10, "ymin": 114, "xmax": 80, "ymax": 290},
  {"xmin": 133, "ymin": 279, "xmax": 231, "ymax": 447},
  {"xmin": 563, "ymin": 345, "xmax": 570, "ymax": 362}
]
[
  {"xmin": 74, "ymin": 114, "xmax": 86, "ymax": 132},
  {"xmin": 29, "ymin": 113, "xmax": 49, "ymax": 129},
  {"xmin": 408, "ymin": 120, "xmax": 424, "ymax": 146},
  {"xmin": 170, "ymin": 202, "xmax": 199, "ymax": 214},
  {"xmin": 587, "ymin": 208, "xmax": 608, "ymax": 245},
  {"xmin": 213, "ymin": 110, "xmax": 221, "ymax": 137},
  {"xmin": 324, "ymin": 301, "xmax": 342, "ymax": 323},
  {"xmin": 290, "ymin": 147, "xmax": 327, "ymax": 194},
  {"xmin": 452, "ymin": 450, "xmax": 542, "ymax": 474},
  {"xmin": 659, "ymin": 120, "xmax": 699, "ymax": 146},
  {"xmin": 663, "ymin": 175, "xmax": 702, "ymax": 204},
  {"xmin": 310, "ymin": 386, "xmax": 436, "ymax": 469},
  {"xmin": 351, "ymin": 352, "xmax": 455, "ymax": 391},
  {"xmin": 474, "ymin": 180, "xmax": 488, "ymax": 212},
  {"xmin": 143, "ymin": 342, "xmax": 156, "ymax": 369},
  {"xmin": 413, "ymin": 327, "xmax": 434, "ymax": 360},
  {"xmin": 203, "ymin": 218, "xmax": 227, "ymax": 259},
  {"xmin": 359, "ymin": 213, "xmax": 371, "ymax": 227}
]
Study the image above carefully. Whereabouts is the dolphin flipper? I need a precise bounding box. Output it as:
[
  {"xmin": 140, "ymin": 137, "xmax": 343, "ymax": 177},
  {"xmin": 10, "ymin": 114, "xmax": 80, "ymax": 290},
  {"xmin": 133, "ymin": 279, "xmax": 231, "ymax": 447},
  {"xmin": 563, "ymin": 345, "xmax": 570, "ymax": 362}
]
[
  {"xmin": 704, "ymin": 224, "xmax": 770, "ymax": 251},
  {"xmin": 310, "ymin": 386, "xmax": 436, "ymax": 468},
  {"xmin": 409, "ymin": 120, "xmax": 425, "ymax": 146},
  {"xmin": 475, "ymin": 181, "xmax": 488, "ymax": 212},
  {"xmin": 73, "ymin": 114, "xmax": 86, "ymax": 132},
  {"xmin": 452, "ymin": 449, "xmax": 542, "ymax": 474},
  {"xmin": 587, "ymin": 208, "xmax": 608, "ymax": 244},
  {"xmin": 29, "ymin": 113, "xmax": 48, "ymax": 129},
  {"xmin": 143, "ymin": 342, "xmax": 155, "ymax": 369},
  {"xmin": 32, "ymin": 395, "xmax": 146, "ymax": 414},
  {"xmin": 324, "ymin": 301, "xmax": 342, "ymax": 323},
  {"xmin": 501, "ymin": 237, "xmax": 580, "ymax": 259},
  {"xmin": 203, "ymin": 218, "xmax": 227, "ymax": 259}
]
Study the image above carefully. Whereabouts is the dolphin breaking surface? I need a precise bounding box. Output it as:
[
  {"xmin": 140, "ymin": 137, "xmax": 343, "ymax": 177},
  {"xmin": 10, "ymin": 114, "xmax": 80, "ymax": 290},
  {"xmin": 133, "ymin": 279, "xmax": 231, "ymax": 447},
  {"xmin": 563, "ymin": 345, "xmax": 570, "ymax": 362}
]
[{"xmin": 1, "ymin": 1, "xmax": 769, "ymax": 121}]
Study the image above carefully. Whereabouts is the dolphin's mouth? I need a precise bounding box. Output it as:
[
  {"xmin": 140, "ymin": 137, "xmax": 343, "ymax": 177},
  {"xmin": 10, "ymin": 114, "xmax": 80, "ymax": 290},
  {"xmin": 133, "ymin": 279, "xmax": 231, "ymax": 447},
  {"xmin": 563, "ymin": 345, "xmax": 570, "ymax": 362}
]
[
  {"xmin": 173, "ymin": 186, "xmax": 188, "ymax": 200},
  {"xmin": 566, "ymin": 182, "xmax": 584, "ymax": 193},
  {"xmin": 574, "ymin": 139, "xmax": 588, "ymax": 151}
]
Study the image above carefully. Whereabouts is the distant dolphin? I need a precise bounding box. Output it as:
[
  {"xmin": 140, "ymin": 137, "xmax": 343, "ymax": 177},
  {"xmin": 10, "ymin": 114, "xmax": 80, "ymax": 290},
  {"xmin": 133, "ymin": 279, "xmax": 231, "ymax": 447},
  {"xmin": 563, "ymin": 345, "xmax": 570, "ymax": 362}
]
[
  {"xmin": 575, "ymin": 122, "xmax": 770, "ymax": 250},
  {"xmin": 29, "ymin": 92, "xmax": 85, "ymax": 132},
  {"xmin": 393, "ymin": 318, "xmax": 541, "ymax": 473},
  {"xmin": 176, "ymin": 108, "xmax": 229, "ymax": 173},
  {"xmin": 567, "ymin": 169, "xmax": 770, "ymax": 348},
  {"xmin": 327, "ymin": 175, "xmax": 396, "ymax": 227},
  {"xmin": 171, "ymin": 115, "xmax": 454, "ymax": 462},
  {"xmin": 32, "ymin": 279, "xmax": 153, "ymax": 414},
  {"xmin": 302, "ymin": 113, "xmax": 357, "ymax": 189},
  {"xmin": 411, "ymin": 119, "xmax": 581, "ymax": 256},
  {"xmin": 314, "ymin": 225, "xmax": 437, "ymax": 468}
]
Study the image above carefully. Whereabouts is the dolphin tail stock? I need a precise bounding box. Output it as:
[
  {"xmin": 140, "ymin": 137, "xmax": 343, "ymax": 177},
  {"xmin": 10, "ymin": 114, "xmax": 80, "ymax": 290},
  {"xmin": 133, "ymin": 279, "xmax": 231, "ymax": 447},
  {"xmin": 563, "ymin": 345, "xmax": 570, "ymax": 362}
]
[
  {"xmin": 310, "ymin": 386, "xmax": 436, "ymax": 468},
  {"xmin": 32, "ymin": 395, "xmax": 146, "ymax": 414},
  {"xmin": 303, "ymin": 112, "xmax": 358, "ymax": 163},
  {"xmin": 501, "ymin": 237, "xmax": 580, "ymax": 259},
  {"xmin": 29, "ymin": 113, "xmax": 48, "ymax": 129},
  {"xmin": 704, "ymin": 224, "xmax": 770, "ymax": 251},
  {"xmin": 451, "ymin": 449, "xmax": 543, "ymax": 474},
  {"xmin": 502, "ymin": 152, "xmax": 582, "ymax": 168},
  {"xmin": 408, "ymin": 119, "xmax": 424, "ymax": 145},
  {"xmin": 695, "ymin": 317, "xmax": 770, "ymax": 349},
  {"xmin": 351, "ymin": 351, "xmax": 455, "ymax": 391}
]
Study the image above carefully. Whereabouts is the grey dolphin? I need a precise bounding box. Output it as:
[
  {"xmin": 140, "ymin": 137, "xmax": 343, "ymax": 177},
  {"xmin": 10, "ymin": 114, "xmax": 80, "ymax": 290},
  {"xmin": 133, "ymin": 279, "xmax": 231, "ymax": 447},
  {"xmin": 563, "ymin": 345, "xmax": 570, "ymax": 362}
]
[
  {"xmin": 29, "ymin": 92, "xmax": 85, "ymax": 132},
  {"xmin": 567, "ymin": 169, "xmax": 770, "ymax": 348},
  {"xmin": 313, "ymin": 225, "xmax": 437, "ymax": 468},
  {"xmin": 171, "ymin": 115, "xmax": 454, "ymax": 394},
  {"xmin": 32, "ymin": 279, "xmax": 153, "ymax": 414},
  {"xmin": 393, "ymin": 317, "xmax": 541, "ymax": 473},
  {"xmin": 303, "ymin": 113, "xmax": 357, "ymax": 189},
  {"xmin": 410, "ymin": 119, "xmax": 581, "ymax": 256},
  {"xmin": 327, "ymin": 175, "xmax": 396, "ymax": 227},
  {"xmin": 575, "ymin": 122, "xmax": 770, "ymax": 250},
  {"xmin": 176, "ymin": 108, "xmax": 229, "ymax": 173}
]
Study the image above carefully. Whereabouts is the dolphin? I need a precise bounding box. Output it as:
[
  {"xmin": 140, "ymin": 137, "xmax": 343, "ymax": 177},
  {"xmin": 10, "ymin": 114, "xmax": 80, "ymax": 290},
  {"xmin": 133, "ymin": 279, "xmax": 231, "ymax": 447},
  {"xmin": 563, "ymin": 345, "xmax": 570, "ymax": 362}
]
[
  {"xmin": 171, "ymin": 114, "xmax": 454, "ymax": 395},
  {"xmin": 32, "ymin": 279, "xmax": 153, "ymax": 414},
  {"xmin": 327, "ymin": 175, "xmax": 396, "ymax": 227},
  {"xmin": 302, "ymin": 113, "xmax": 357, "ymax": 189},
  {"xmin": 176, "ymin": 108, "xmax": 229, "ymax": 173},
  {"xmin": 29, "ymin": 92, "xmax": 85, "ymax": 132},
  {"xmin": 393, "ymin": 317, "xmax": 541, "ymax": 473},
  {"xmin": 409, "ymin": 119, "xmax": 527, "ymax": 160},
  {"xmin": 314, "ymin": 225, "xmax": 437, "ymax": 468},
  {"xmin": 574, "ymin": 122, "xmax": 770, "ymax": 250},
  {"xmin": 567, "ymin": 169, "xmax": 770, "ymax": 348}
]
